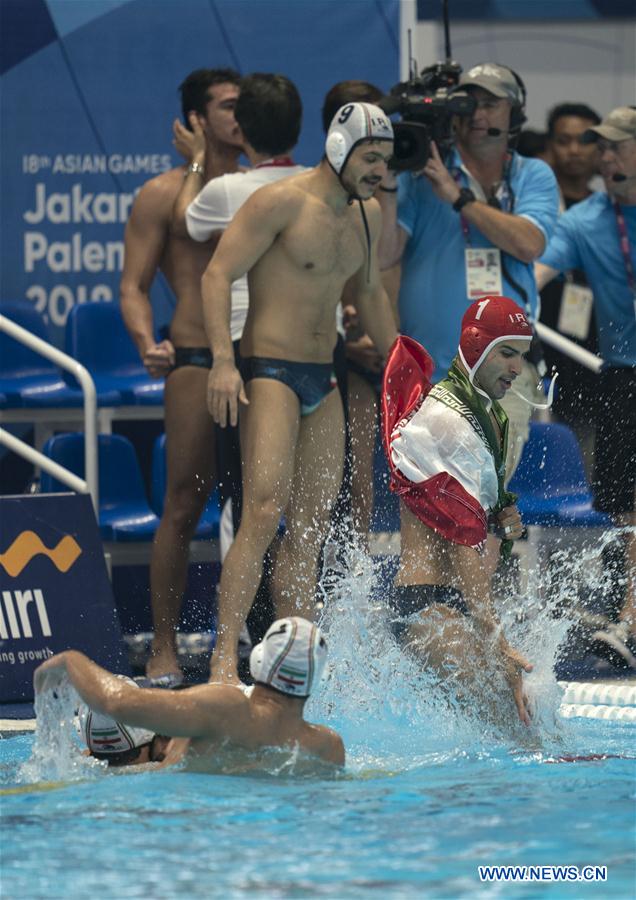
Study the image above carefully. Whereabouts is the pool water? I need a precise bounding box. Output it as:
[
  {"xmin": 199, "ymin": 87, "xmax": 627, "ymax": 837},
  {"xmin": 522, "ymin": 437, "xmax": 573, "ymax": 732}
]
[{"xmin": 2, "ymin": 544, "xmax": 635, "ymax": 899}]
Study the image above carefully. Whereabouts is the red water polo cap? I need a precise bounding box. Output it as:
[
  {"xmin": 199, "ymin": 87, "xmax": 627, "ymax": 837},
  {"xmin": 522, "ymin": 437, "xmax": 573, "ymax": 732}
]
[{"xmin": 458, "ymin": 295, "xmax": 533, "ymax": 382}]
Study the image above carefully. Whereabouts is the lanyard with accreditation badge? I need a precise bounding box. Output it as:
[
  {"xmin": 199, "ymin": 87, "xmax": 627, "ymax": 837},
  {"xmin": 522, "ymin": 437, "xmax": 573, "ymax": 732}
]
[
  {"xmin": 454, "ymin": 165, "xmax": 513, "ymax": 301},
  {"xmin": 613, "ymin": 200, "xmax": 636, "ymax": 316}
]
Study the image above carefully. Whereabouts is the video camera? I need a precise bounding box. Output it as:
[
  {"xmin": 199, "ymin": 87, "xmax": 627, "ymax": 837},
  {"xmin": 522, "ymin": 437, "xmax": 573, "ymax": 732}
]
[{"xmin": 379, "ymin": 1, "xmax": 473, "ymax": 172}]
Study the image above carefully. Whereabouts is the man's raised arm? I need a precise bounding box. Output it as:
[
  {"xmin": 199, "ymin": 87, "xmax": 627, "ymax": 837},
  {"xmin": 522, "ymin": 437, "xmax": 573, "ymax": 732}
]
[
  {"xmin": 33, "ymin": 650, "xmax": 240, "ymax": 739},
  {"xmin": 171, "ymin": 113, "xmax": 209, "ymax": 239},
  {"xmin": 423, "ymin": 143, "xmax": 549, "ymax": 263}
]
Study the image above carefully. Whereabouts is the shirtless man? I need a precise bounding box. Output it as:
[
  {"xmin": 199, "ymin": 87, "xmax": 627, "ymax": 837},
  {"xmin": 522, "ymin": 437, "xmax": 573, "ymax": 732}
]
[
  {"xmin": 119, "ymin": 68, "xmax": 242, "ymax": 682},
  {"xmin": 383, "ymin": 296, "xmax": 534, "ymax": 725},
  {"xmin": 203, "ymin": 103, "xmax": 398, "ymax": 681},
  {"xmin": 34, "ymin": 618, "xmax": 344, "ymax": 771}
]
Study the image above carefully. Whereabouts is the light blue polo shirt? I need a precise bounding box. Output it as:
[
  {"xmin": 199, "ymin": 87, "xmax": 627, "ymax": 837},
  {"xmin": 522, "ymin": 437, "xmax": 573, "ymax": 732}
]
[
  {"xmin": 540, "ymin": 191, "xmax": 636, "ymax": 367},
  {"xmin": 397, "ymin": 148, "xmax": 559, "ymax": 382}
]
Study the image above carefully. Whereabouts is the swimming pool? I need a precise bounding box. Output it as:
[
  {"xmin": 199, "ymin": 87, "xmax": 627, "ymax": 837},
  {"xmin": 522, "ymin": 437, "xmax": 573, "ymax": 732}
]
[
  {"xmin": 2, "ymin": 550, "xmax": 635, "ymax": 899},
  {"xmin": 2, "ymin": 717, "xmax": 634, "ymax": 899}
]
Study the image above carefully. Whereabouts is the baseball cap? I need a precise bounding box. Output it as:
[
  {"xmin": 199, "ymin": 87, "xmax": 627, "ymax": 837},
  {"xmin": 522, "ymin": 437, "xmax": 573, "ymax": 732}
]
[
  {"xmin": 458, "ymin": 295, "xmax": 532, "ymax": 383},
  {"xmin": 582, "ymin": 106, "xmax": 636, "ymax": 144},
  {"xmin": 77, "ymin": 676, "xmax": 154, "ymax": 756},
  {"xmin": 249, "ymin": 617, "xmax": 327, "ymax": 697},
  {"xmin": 325, "ymin": 102, "xmax": 393, "ymax": 175},
  {"xmin": 456, "ymin": 63, "xmax": 523, "ymax": 106}
]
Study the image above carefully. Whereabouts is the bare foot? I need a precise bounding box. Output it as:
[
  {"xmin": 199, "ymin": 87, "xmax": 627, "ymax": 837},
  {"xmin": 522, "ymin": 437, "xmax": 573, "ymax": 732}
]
[{"xmin": 146, "ymin": 644, "xmax": 181, "ymax": 680}]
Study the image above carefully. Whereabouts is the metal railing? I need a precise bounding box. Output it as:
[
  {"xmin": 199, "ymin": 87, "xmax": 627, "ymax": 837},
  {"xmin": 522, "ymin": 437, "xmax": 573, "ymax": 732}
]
[{"xmin": 0, "ymin": 313, "xmax": 98, "ymax": 510}]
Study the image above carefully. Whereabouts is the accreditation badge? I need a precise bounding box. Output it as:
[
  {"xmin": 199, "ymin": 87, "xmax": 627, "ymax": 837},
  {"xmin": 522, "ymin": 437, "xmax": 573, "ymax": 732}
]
[
  {"xmin": 558, "ymin": 282, "xmax": 593, "ymax": 340},
  {"xmin": 465, "ymin": 248, "xmax": 502, "ymax": 299}
]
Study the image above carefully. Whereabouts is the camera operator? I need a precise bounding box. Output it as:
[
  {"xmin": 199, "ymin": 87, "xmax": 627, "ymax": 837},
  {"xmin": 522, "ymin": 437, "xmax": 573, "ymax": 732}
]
[{"xmin": 378, "ymin": 62, "xmax": 559, "ymax": 481}]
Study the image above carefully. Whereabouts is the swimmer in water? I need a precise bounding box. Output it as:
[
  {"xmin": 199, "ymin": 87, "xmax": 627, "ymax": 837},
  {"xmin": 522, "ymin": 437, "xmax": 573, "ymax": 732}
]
[
  {"xmin": 383, "ymin": 296, "xmax": 534, "ymax": 726},
  {"xmin": 34, "ymin": 617, "xmax": 344, "ymax": 773}
]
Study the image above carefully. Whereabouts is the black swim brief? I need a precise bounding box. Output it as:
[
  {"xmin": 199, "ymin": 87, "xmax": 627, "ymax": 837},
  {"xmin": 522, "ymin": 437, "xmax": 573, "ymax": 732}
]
[
  {"xmin": 389, "ymin": 584, "xmax": 469, "ymax": 641},
  {"xmin": 240, "ymin": 356, "xmax": 337, "ymax": 416},
  {"xmin": 171, "ymin": 347, "xmax": 213, "ymax": 371}
]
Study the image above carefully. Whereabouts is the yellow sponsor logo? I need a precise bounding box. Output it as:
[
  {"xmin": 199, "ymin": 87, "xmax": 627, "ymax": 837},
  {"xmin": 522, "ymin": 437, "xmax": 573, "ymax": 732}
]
[{"xmin": 0, "ymin": 531, "xmax": 82, "ymax": 577}]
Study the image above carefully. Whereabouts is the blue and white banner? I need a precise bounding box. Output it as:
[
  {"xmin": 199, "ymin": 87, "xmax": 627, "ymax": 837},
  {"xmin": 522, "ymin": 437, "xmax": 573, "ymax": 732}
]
[
  {"xmin": 0, "ymin": 493, "xmax": 129, "ymax": 702},
  {"xmin": 1, "ymin": 0, "xmax": 399, "ymax": 345}
]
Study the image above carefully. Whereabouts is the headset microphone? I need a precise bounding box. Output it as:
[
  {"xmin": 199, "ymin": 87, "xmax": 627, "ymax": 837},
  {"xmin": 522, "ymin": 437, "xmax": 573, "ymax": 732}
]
[
  {"xmin": 612, "ymin": 173, "xmax": 628, "ymax": 182},
  {"xmin": 486, "ymin": 127, "xmax": 506, "ymax": 137}
]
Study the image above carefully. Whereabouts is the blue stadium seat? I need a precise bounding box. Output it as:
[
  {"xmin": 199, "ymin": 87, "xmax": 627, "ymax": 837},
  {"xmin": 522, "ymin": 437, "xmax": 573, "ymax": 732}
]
[
  {"xmin": 0, "ymin": 302, "xmax": 121, "ymax": 408},
  {"xmin": 508, "ymin": 421, "xmax": 611, "ymax": 527},
  {"xmin": 151, "ymin": 433, "xmax": 220, "ymax": 539},
  {"xmin": 65, "ymin": 302, "xmax": 164, "ymax": 406},
  {"xmin": 41, "ymin": 432, "xmax": 161, "ymax": 541}
]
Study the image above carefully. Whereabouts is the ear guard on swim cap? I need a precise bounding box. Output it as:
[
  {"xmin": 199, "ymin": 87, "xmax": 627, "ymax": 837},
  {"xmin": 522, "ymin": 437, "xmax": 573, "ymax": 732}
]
[
  {"xmin": 458, "ymin": 295, "xmax": 532, "ymax": 384},
  {"xmin": 325, "ymin": 102, "xmax": 394, "ymax": 175},
  {"xmin": 77, "ymin": 676, "xmax": 155, "ymax": 755},
  {"xmin": 249, "ymin": 617, "xmax": 327, "ymax": 697}
]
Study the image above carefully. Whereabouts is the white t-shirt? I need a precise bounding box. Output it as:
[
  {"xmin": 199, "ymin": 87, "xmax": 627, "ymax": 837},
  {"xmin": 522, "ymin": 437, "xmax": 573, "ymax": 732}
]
[{"xmin": 186, "ymin": 164, "xmax": 306, "ymax": 341}]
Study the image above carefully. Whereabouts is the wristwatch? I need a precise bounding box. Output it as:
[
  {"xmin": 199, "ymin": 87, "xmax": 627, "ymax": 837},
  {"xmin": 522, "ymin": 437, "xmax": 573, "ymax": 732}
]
[
  {"xmin": 184, "ymin": 161, "xmax": 204, "ymax": 177},
  {"xmin": 452, "ymin": 187, "xmax": 476, "ymax": 213}
]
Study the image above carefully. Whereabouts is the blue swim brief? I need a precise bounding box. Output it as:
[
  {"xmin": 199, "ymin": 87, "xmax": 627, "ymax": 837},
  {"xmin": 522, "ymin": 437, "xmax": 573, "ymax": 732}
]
[{"xmin": 240, "ymin": 356, "xmax": 337, "ymax": 416}]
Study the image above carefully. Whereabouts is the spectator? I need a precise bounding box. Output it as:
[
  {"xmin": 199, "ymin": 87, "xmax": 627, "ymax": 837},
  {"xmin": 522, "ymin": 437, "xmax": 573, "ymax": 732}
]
[
  {"xmin": 516, "ymin": 128, "xmax": 551, "ymax": 163},
  {"xmin": 539, "ymin": 103, "xmax": 602, "ymax": 476},
  {"xmin": 536, "ymin": 106, "xmax": 636, "ymax": 668}
]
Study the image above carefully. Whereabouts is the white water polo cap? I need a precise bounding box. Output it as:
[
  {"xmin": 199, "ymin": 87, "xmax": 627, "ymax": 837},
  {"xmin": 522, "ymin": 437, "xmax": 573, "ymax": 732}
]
[
  {"xmin": 249, "ymin": 617, "xmax": 327, "ymax": 697},
  {"xmin": 326, "ymin": 102, "xmax": 394, "ymax": 175},
  {"xmin": 78, "ymin": 676, "xmax": 154, "ymax": 755}
]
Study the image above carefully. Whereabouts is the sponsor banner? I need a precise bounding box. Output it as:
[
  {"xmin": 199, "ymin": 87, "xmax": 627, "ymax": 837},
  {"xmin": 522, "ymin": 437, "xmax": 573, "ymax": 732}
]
[
  {"xmin": 0, "ymin": 493, "xmax": 129, "ymax": 702},
  {"xmin": 1, "ymin": 0, "xmax": 399, "ymax": 345}
]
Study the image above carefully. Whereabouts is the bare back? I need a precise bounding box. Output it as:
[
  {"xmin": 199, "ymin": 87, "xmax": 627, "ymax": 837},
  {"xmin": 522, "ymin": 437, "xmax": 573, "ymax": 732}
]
[
  {"xmin": 239, "ymin": 171, "xmax": 371, "ymax": 362},
  {"xmin": 184, "ymin": 685, "xmax": 344, "ymax": 770}
]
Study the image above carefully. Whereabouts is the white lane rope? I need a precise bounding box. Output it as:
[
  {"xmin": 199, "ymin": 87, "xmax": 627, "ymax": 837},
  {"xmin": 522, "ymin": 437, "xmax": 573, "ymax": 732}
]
[{"xmin": 558, "ymin": 681, "xmax": 636, "ymax": 722}]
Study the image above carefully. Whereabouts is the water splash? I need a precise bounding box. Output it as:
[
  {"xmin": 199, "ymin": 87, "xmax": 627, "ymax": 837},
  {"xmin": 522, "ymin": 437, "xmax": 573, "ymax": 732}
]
[
  {"xmin": 18, "ymin": 682, "xmax": 105, "ymax": 784},
  {"xmin": 310, "ymin": 526, "xmax": 624, "ymax": 771}
]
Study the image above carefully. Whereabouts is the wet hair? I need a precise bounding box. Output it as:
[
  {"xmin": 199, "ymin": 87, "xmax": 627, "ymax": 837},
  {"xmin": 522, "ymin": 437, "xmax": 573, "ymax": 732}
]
[
  {"xmin": 179, "ymin": 68, "xmax": 241, "ymax": 127},
  {"xmin": 92, "ymin": 744, "xmax": 147, "ymax": 767},
  {"xmin": 321, "ymin": 80, "xmax": 383, "ymax": 132},
  {"xmin": 546, "ymin": 103, "xmax": 601, "ymax": 137},
  {"xmin": 91, "ymin": 733, "xmax": 170, "ymax": 767},
  {"xmin": 234, "ymin": 73, "xmax": 302, "ymax": 156},
  {"xmin": 516, "ymin": 129, "xmax": 549, "ymax": 159}
]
